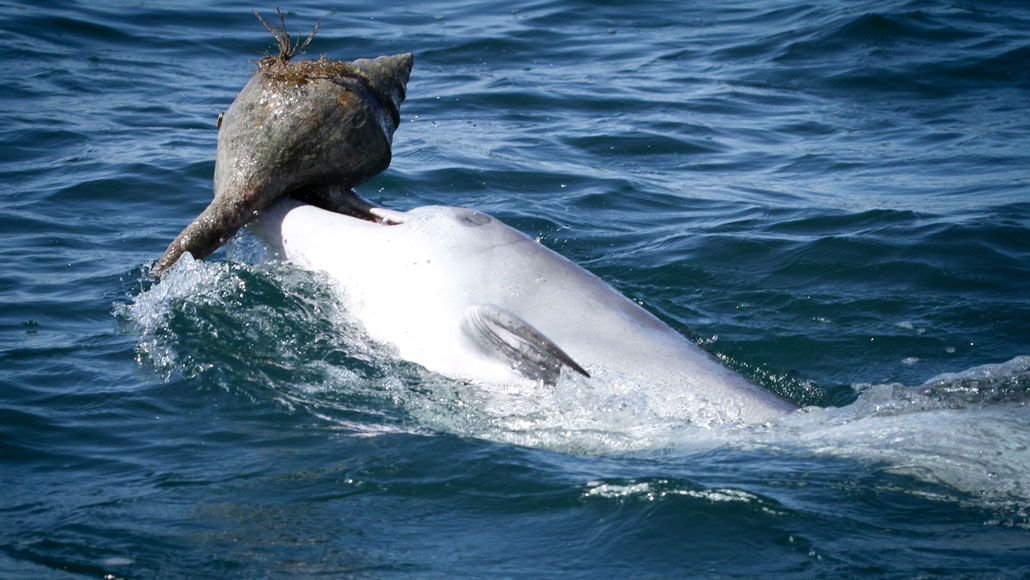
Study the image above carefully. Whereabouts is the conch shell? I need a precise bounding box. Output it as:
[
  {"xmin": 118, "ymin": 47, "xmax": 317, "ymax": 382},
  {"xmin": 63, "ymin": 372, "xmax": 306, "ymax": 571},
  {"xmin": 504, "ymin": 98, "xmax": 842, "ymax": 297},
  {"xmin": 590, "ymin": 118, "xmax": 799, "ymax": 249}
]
[{"xmin": 154, "ymin": 10, "xmax": 412, "ymax": 274}]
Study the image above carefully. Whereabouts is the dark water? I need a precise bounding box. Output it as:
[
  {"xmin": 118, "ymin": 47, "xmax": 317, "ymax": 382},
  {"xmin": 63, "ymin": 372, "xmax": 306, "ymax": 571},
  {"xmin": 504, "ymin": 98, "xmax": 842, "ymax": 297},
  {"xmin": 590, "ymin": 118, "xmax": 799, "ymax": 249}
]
[{"xmin": 3, "ymin": 0, "xmax": 1029, "ymax": 577}]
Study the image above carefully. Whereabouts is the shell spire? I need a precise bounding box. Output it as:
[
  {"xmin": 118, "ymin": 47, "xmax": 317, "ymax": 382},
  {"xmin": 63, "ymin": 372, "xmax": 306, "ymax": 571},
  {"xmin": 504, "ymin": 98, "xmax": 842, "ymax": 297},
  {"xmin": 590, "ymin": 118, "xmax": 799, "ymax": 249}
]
[{"xmin": 352, "ymin": 53, "xmax": 414, "ymax": 135}]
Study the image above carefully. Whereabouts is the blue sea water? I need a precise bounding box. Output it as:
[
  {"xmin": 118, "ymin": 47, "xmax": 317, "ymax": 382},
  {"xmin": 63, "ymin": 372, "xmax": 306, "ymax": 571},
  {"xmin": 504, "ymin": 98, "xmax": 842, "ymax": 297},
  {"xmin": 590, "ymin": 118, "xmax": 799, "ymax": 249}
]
[{"xmin": 2, "ymin": 0, "xmax": 1029, "ymax": 577}]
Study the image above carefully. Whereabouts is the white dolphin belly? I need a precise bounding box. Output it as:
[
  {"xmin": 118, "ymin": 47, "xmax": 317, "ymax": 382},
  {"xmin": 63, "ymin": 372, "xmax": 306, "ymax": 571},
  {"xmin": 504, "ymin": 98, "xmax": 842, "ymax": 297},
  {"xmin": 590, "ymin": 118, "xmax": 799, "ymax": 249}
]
[{"xmin": 250, "ymin": 198, "xmax": 796, "ymax": 424}]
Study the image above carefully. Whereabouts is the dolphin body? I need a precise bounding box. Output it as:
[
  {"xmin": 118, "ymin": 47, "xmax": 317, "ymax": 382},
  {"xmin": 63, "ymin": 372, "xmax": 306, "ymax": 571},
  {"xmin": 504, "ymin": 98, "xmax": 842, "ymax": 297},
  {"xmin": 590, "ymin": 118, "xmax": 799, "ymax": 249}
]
[{"xmin": 251, "ymin": 197, "xmax": 797, "ymax": 425}]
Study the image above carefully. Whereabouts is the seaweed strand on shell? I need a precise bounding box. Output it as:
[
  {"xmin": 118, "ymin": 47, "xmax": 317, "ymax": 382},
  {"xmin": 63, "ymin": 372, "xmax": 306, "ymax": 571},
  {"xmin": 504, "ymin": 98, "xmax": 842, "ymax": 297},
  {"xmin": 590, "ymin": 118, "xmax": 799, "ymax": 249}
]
[
  {"xmin": 252, "ymin": 8, "xmax": 356, "ymax": 85},
  {"xmin": 254, "ymin": 7, "xmax": 321, "ymax": 64}
]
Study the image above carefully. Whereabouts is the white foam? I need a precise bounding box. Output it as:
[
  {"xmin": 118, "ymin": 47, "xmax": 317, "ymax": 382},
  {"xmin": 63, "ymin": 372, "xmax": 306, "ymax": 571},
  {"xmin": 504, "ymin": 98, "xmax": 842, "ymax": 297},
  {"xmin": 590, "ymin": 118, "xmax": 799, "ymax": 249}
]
[{"xmin": 396, "ymin": 350, "xmax": 1030, "ymax": 514}]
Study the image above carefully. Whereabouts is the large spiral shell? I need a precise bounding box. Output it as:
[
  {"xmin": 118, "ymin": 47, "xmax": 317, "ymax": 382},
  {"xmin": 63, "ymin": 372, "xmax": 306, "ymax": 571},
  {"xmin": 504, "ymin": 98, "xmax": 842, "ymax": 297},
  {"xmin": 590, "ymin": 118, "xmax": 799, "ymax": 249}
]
[{"xmin": 154, "ymin": 50, "xmax": 413, "ymax": 275}]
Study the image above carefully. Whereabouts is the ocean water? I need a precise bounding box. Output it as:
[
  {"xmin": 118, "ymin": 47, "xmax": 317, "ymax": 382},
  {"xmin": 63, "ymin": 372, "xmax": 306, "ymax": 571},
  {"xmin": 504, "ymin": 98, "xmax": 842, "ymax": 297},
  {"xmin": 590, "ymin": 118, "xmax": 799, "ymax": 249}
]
[{"xmin": 2, "ymin": 0, "xmax": 1029, "ymax": 577}]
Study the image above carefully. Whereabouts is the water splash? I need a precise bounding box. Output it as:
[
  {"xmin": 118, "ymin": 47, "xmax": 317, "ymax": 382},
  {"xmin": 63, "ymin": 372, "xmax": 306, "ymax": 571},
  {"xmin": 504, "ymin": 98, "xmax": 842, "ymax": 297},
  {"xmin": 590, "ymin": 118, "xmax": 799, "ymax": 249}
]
[{"xmin": 115, "ymin": 250, "xmax": 420, "ymax": 437}]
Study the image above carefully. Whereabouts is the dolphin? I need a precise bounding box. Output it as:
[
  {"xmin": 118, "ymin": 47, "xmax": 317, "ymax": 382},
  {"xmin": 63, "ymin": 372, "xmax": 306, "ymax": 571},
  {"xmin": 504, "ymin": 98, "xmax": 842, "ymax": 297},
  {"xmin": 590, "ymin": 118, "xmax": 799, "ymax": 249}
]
[{"xmin": 250, "ymin": 195, "xmax": 797, "ymax": 425}]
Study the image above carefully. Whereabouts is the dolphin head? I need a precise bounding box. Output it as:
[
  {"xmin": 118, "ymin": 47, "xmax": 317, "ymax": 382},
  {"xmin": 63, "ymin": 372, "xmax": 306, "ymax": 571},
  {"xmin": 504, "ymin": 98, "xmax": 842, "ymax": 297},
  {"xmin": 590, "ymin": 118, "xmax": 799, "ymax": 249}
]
[
  {"xmin": 249, "ymin": 197, "xmax": 541, "ymax": 294},
  {"xmin": 153, "ymin": 45, "xmax": 413, "ymax": 275},
  {"xmin": 253, "ymin": 196, "xmax": 515, "ymax": 257}
]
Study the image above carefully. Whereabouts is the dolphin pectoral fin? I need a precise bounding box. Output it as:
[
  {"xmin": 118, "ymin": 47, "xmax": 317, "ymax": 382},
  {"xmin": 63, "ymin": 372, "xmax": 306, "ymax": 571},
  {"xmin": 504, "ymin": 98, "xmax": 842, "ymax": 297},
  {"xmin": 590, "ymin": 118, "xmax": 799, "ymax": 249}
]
[{"xmin": 461, "ymin": 304, "xmax": 590, "ymax": 386}]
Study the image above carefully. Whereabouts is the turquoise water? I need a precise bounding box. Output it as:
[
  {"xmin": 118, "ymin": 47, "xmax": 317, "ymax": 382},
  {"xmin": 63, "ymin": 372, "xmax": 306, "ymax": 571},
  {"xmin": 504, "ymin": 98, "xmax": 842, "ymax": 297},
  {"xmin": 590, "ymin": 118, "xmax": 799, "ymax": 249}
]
[{"xmin": 3, "ymin": 1, "xmax": 1029, "ymax": 577}]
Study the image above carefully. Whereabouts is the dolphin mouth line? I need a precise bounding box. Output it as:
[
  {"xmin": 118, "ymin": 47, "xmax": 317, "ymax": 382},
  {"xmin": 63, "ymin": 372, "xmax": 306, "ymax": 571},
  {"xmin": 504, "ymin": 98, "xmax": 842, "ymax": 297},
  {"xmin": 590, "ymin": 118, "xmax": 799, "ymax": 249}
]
[{"xmin": 287, "ymin": 185, "xmax": 407, "ymax": 225}]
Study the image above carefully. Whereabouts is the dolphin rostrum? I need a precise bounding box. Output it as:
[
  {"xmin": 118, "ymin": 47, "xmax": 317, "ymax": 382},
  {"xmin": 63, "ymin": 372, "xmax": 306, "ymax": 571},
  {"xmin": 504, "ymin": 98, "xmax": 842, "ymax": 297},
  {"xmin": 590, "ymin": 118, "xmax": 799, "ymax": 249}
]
[
  {"xmin": 250, "ymin": 198, "xmax": 798, "ymax": 425},
  {"xmin": 154, "ymin": 10, "xmax": 412, "ymax": 275}
]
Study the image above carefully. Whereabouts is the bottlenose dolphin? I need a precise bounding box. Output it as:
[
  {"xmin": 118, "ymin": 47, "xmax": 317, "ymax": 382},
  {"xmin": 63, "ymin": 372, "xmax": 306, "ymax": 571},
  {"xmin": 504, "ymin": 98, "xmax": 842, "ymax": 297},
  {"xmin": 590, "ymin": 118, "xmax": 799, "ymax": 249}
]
[{"xmin": 251, "ymin": 196, "xmax": 797, "ymax": 425}]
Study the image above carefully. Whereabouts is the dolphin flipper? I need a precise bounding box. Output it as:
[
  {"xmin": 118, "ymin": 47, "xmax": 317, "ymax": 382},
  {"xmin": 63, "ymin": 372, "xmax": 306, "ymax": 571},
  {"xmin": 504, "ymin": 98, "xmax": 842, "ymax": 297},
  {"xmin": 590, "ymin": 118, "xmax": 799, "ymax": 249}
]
[{"xmin": 461, "ymin": 304, "xmax": 590, "ymax": 385}]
